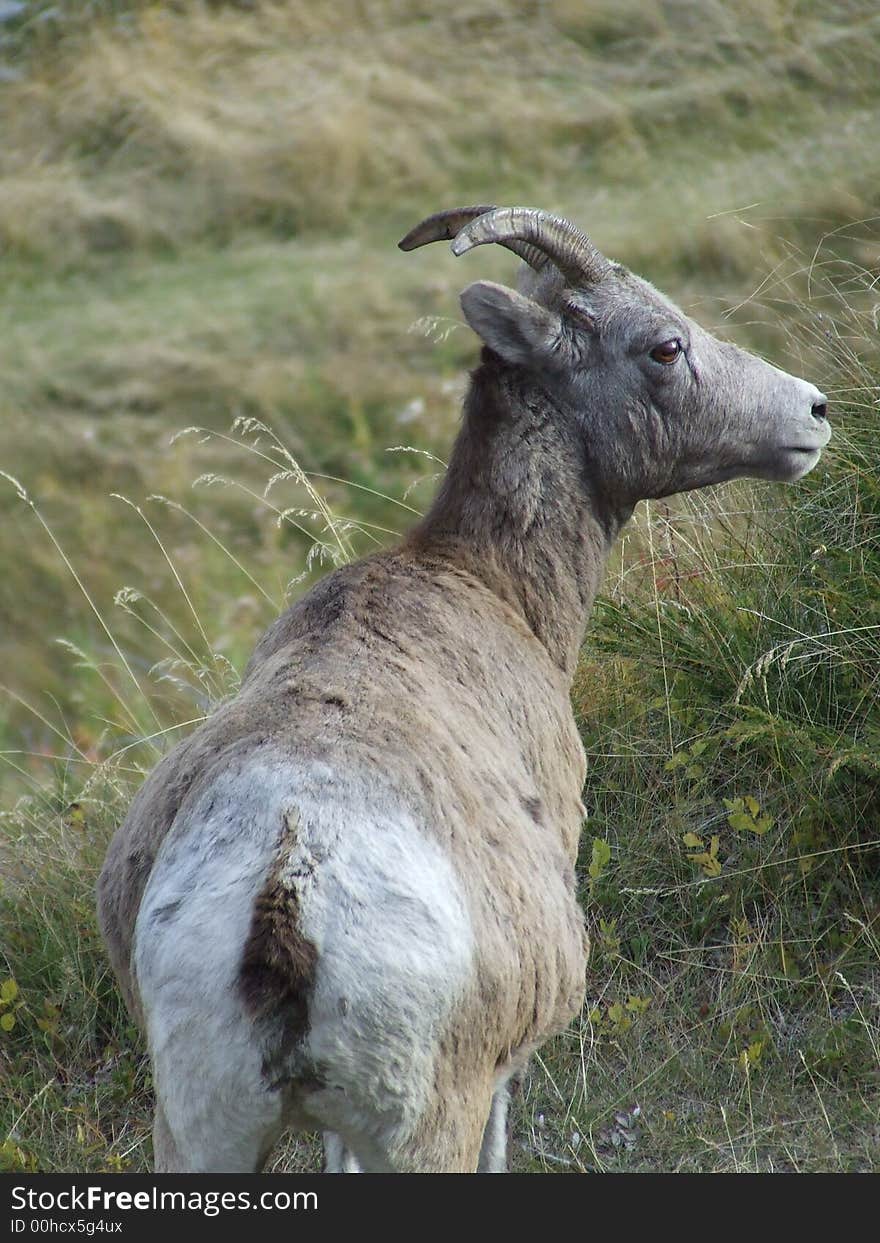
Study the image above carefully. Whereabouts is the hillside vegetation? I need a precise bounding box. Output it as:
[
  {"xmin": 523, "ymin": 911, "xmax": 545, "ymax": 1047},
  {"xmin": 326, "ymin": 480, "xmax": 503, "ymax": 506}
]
[{"xmin": 1, "ymin": 0, "xmax": 878, "ymax": 1172}]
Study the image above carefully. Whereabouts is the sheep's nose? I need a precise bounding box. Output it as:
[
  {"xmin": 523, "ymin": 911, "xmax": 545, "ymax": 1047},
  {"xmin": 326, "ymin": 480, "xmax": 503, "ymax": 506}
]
[{"xmin": 811, "ymin": 399, "xmax": 828, "ymax": 421}]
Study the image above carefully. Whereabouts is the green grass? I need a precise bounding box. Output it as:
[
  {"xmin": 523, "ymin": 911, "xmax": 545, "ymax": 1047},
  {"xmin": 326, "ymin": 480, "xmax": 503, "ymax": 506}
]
[{"xmin": 1, "ymin": 0, "xmax": 879, "ymax": 1172}]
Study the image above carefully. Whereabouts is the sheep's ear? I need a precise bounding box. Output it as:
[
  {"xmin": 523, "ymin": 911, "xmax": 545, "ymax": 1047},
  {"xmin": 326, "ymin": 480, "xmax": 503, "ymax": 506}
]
[{"xmin": 460, "ymin": 281, "xmax": 562, "ymax": 367}]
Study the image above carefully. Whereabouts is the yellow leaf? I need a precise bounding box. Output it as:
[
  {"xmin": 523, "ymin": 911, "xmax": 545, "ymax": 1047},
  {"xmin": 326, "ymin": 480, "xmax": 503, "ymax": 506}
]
[
  {"xmin": 682, "ymin": 832, "xmax": 704, "ymax": 849},
  {"xmin": 0, "ymin": 1012, "xmax": 15, "ymax": 1032},
  {"xmin": 690, "ymin": 850, "xmax": 723, "ymax": 877},
  {"xmin": 0, "ymin": 979, "xmax": 18, "ymax": 1003},
  {"xmin": 65, "ymin": 803, "xmax": 86, "ymax": 829}
]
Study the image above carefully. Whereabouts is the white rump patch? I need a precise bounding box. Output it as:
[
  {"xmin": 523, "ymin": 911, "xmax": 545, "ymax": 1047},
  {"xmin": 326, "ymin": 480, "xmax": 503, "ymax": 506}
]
[{"xmin": 133, "ymin": 753, "xmax": 476, "ymax": 1168}]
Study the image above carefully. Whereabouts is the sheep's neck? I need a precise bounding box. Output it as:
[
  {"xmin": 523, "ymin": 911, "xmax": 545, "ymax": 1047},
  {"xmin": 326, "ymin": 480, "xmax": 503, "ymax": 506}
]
[{"xmin": 407, "ymin": 353, "xmax": 627, "ymax": 677}]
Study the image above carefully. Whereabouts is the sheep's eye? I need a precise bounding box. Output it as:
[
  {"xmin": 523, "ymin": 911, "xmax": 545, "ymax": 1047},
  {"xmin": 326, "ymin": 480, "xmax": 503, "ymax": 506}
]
[{"xmin": 650, "ymin": 340, "xmax": 681, "ymax": 365}]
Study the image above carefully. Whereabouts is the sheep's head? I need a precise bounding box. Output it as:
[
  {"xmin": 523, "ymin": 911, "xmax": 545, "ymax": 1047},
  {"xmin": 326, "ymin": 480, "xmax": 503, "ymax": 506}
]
[{"xmin": 399, "ymin": 206, "xmax": 830, "ymax": 506}]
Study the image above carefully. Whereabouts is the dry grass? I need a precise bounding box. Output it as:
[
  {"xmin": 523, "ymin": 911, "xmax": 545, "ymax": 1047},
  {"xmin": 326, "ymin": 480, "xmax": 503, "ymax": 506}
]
[
  {"xmin": 3, "ymin": 0, "xmax": 880, "ymax": 744},
  {"xmin": 3, "ymin": 1, "xmax": 880, "ymax": 262}
]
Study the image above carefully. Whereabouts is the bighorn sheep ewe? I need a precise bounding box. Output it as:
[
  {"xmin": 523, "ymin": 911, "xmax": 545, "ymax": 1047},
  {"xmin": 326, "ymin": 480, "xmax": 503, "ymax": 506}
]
[{"xmin": 98, "ymin": 205, "xmax": 830, "ymax": 1173}]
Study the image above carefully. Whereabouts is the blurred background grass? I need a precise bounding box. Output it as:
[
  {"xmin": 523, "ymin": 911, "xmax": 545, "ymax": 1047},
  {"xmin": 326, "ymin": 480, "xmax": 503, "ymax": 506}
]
[{"xmin": 0, "ymin": 0, "xmax": 878, "ymax": 1172}]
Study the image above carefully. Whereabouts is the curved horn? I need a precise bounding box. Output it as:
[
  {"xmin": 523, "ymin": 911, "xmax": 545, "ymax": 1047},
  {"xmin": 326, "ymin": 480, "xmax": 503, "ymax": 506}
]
[
  {"xmin": 398, "ymin": 205, "xmax": 495, "ymax": 251},
  {"xmin": 450, "ymin": 206, "xmax": 610, "ymax": 287},
  {"xmin": 398, "ymin": 204, "xmax": 552, "ymax": 273}
]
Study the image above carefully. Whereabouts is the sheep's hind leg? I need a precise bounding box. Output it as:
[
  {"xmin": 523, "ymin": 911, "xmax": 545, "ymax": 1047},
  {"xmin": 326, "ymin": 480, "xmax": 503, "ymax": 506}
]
[
  {"xmin": 386, "ymin": 1084, "xmax": 494, "ymax": 1173},
  {"xmin": 314, "ymin": 1087, "xmax": 490, "ymax": 1172},
  {"xmin": 147, "ymin": 1026, "xmax": 285, "ymax": 1173},
  {"xmin": 323, "ymin": 1132, "xmax": 362, "ymax": 1173},
  {"xmin": 150, "ymin": 1085, "xmax": 282, "ymax": 1173},
  {"xmin": 153, "ymin": 1102, "xmax": 184, "ymax": 1173},
  {"xmin": 477, "ymin": 1080, "xmax": 512, "ymax": 1173}
]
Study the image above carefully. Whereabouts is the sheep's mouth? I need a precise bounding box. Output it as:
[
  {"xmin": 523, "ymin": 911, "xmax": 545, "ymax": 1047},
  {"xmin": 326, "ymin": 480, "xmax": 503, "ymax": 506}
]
[
  {"xmin": 769, "ymin": 444, "xmax": 824, "ymax": 482},
  {"xmin": 743, "ymin": 443, "xmax": 825, "ymax": 484}
]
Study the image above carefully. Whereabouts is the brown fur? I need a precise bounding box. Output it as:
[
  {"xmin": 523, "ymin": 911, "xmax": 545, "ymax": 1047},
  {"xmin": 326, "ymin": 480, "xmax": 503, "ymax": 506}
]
[
  {"xmin": 98, "ymin": 357, "xmax": 606, "ymax": 1058},
  {"xmin": 239, "ymin": 812, "xmax": 318, "ymax": 1034}
]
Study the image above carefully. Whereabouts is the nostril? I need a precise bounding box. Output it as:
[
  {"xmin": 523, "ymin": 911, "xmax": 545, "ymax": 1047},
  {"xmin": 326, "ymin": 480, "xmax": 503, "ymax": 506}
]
[{"xmin": 811, "ymin": 401, "xmax": 828, "ymax": 421}]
